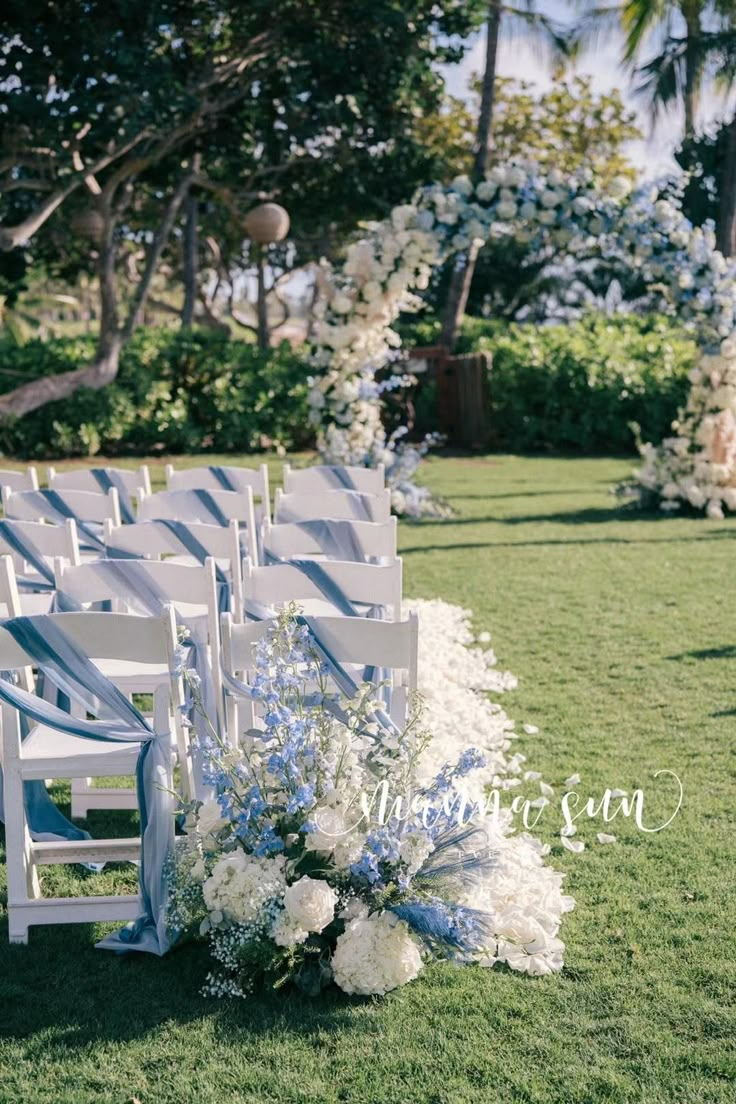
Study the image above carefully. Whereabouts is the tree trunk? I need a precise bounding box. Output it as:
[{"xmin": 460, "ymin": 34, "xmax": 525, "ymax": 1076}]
[
  {"xmin": 440, "ymin": 1, "xmax": 501, "ymax": 350},
  {"xmin": 256, "ymin": 248, "xmax": 269, "ymax": 351},
  {"xmin": 0, "ymin": 176, "xmax": 191, "ymax": 418},
  {"xmin": 717, "ymin": 112, "xmax": 736, "ymax": 257},
  {"xmin": 683, "ymin": 4, "xmax": 700, "ymax": 140},
  {"xmin": 182, "ymin": 190, "xmax": 199, "ymax": 327}
]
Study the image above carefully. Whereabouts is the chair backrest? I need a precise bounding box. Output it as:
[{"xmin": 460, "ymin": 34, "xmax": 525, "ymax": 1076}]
[
  {"xmin": 47, "ymin": 464, "xmax": 152, "ymax": 496},
  {"xmin": 221, "ymin": 610, "xmax": 418, "ymax": 725},
  {"xmin": 0, "ymin": 607, "xmax": 189, "ymax": 792},
  {"xmin": 104, "ymin": 518, "xmax": 244, "ymax": 617},
  {"xmin": 136, "ymin": 488, "xmax": 257, "ymax": 562},
  {"xmin": 261, "ymin": 516, "xmax": 397, "ymax": 562},
  {"xmin": 283, "ymin": 463, "xmax": 385, "ymax": 495},
  {"xmin": 0, "ymin": 467, "xmax": 39, "ymax": 492},
  {"xmin": 243, "ymin": 558, "xmax": 402, "ymax": 620},
  {"xmin": 274, "ymin": 487, "xmax": 391, "ymax": 523},
  {"xmin": 0, "ymin": 518, "xmax": 80, "ymax": 574},
  {"xmin": 166, "ymin": 463, "xmax": 269, "ymax": 510},
  {"xmin": 0, "ymin": 608, "xmax": 180, "ymax": 670},
  {"xmin": 55, "ymin": 557, "xmax": 224, "ymax": 732},
  {"xmin": 3, "ymin": 486, "xmax": 121, "ymax": 527}
]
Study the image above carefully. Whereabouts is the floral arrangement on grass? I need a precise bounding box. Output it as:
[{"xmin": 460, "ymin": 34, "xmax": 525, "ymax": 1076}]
[{"xmin": 167, "ymin": 607, "xmax": 499, "ymax": 998}]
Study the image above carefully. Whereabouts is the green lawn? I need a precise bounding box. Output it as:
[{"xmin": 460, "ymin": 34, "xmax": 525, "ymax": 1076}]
[{"xmin": 1, "ymin": 454, "xmax": 735, "ymax": 1104}]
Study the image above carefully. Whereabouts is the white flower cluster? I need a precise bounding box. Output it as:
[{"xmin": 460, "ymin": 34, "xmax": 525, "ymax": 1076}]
[
  {"xmin": 331, "ymin": 911, "xmax": 424, "ymax": 996},
  {"xmin": 202, "ymin": 852, "xmax": 286, "ymax": 926},
  {"xmin": 633, "ymin": 343, "xmax": 736, "ymax": 517},
  {"xmin": 309, "ymin": 160, "xmax": 736, "ymax": 517},
  {"xmin": 407, "ymin": 597, "xmax": 575, "ymax": 977}
]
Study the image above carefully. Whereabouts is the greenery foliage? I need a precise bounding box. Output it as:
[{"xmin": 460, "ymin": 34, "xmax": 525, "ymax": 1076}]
[
  {"xmin": 0, "ymin": 330, "xmax": 312, "ymax": 458},
  {"xmin": 405, "ymin": 314, "xmax": 698, "ymax": 454}
]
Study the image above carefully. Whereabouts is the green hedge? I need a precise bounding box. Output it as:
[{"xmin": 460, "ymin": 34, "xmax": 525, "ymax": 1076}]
[
  {"xmin": 403, "ymin": 314, "xmax": 698, "ymax": 453},
  {"xmin": 0, "ymin": 329, "xmax": 313, "ymax": 458}
]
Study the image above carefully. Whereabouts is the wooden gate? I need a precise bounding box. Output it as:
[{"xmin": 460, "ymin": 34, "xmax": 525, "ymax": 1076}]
[{"xmin": 407, "ymin": 345, "xmax": 491, "ymax": 449}]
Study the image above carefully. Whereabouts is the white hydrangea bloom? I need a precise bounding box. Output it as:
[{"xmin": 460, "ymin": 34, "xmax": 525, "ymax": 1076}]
[{"xmin": 332, "ymin": 912, "xmax": 424, "ymax": 995}]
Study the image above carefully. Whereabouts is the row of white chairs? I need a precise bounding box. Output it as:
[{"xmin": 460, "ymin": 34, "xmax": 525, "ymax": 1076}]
[
  {"xmin": 0, "ymin": 461, "xmax": 415, "ymax": 945},
  {"xmin": 0, "ymin": 460, "xmax": 386, "ymax": 504}
]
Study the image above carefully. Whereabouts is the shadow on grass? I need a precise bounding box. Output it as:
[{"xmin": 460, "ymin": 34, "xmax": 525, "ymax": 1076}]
[
  {"xmin": 667, "ymin": 644, "xmax": 736, "ymax": 661},
  {"xmin": 400, "ymin": 532, "xmax": 736, "ymax": 555},
  {"xmin": 0, "ymin": 924, "xmax": 362, "ymax": 1048}
]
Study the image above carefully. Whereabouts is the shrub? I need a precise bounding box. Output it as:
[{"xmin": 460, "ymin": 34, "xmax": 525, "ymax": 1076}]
[
  {"xmin": 400, "ymin": 313, "xmax": 698, "ymax": 453},
  {"xmin": 0, "ymin": 329, "xmax": 313, "ymax": 458}
]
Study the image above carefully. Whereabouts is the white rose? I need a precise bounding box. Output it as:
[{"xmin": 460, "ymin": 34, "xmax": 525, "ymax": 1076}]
[
  {"xmin": 283, "ymin": 876, "xmax": 337, "ymax": 932},
  {"xmin": 196, "ymin": 797, "xmax": 227, "ymax": 840},
  {"xmin": 306, "ymin": 807, "xmax": 349, "ymax": 853}
]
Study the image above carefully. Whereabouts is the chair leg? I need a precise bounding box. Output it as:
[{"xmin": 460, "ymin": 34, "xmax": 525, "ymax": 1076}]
[
  {"xmin": 71, "ymin": 776, "xmax": 93, "ymax": 819},
  {"xmin": 5, "ymin": 763, "xmax": 40, "ymax": 944}
]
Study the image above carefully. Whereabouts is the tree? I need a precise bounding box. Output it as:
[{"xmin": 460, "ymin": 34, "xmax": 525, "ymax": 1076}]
[
  {"xmin": 0, "ymin": 0, "xmax": 489, "ymax": 418},
  {"xmin": 578, "ymin": 1, "xmax": 736, "ymax": 140},
  {"xmin": 439, "ymin": 1, "xmax": 570, "ymax": 349}
]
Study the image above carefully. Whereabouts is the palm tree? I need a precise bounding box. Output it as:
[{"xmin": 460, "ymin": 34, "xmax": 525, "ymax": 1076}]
[
  {"xmin": 440, "ymin": 2, "xmax": 570, "ymax": 350},
  {"xmin": 579, "ymin": 2, "xmax": 735, "ymax": 140}
]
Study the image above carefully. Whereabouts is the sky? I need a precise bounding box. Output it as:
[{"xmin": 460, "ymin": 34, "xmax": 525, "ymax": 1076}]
[{"xmin": 438, "ymin": 1, "xmax": 735, "ymax": 179}]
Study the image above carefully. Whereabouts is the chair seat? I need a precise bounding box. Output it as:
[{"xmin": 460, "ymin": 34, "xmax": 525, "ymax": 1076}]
[{"xmin": 19, "ymin": 723, "xmax": 140, "ymax": 780}]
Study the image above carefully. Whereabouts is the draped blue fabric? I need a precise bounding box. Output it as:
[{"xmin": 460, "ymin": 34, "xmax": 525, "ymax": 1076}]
[
  {"xmin": 188, "ymin": 489, "xmax": 231, "ymax": 527},
  {"xmin": 58, "ymin": 559, "xmax": 219, "ymax": 795},
  {"xmin": 0, "ymin": 520, "xmax": 56, "ymax": 592},
  {"xmin": 0, "ymin": 615, "xmax": 174, "ymax": 954},
  {"xmin": 0, "ymin": 709, "xmax": 94, "ymax": 849},
  {"xmin": 89, "ymin": 469, "xmax": 136, "ymax": 524},
  {"xmin": 278, "ymin": 489, "xmax": 374, "ymax": 523},
  {"xmin": 209, "ymin": 466, "xmax": 239, "ymax": 492},
  {"xmin": 15, "ymin": 490, "xmax": 106, "ymax": 552},
  {"xmin": 320, "ymin": 466, "xmax": 359, "ymax": 491},
  {"xmin": 265, "ymin": 519, "xmax": 367, "ymax": 564}
]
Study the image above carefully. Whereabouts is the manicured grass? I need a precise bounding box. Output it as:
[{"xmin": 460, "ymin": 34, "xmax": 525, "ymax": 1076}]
[{"xmin": 1, "ymin": 453, "xmax": 735, "ymax": 1104}]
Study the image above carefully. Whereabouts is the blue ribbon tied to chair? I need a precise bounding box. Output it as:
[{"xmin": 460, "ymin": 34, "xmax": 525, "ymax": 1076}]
[{"xmin": 0, "ymin": 615, "xmax": 175, "ymax": 955}]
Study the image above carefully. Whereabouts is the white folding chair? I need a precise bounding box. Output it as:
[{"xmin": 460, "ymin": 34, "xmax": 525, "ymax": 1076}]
[
  {"xmin": 55, "ymin": 556, "xmax": 223, "ymax": 817},
  {"xmin": 221, "ymin": 610, "xmax": 418, "ymax": 737},
  {"xmin": 243, "ymin": 558, "xmax": 402, "ymax": 621},
  {"xmin": 166, "ymin": 463, "xmax": 270, "ymax": 521},
  {"xmin": 0, "ymin": 467, "xmax": 39, "ymax": 492},
  {"xmin": 1, "ymin": 608, "xmax": 187, "ymax": 944},
  {"xmin": 136, "ymin": 487, "xmax": 257, "ymax": 564},
  {"xmin": 104, "ymin": 518, "xmax": 244, "ymax": 621},
  {"xmin": 261, "ymin": 516, "xmax": 398, "ymax": 562},
  {"xmin": 3, "ymin": 486, "xmax": 122, "ymax": 532},
  {"xmin": 47, "ymin": 464, "xmax": 152, "ymax": 497},
  {"xmin": 283, "ymin": 463, "xmax": 385, "ymax": 495},
  {"xmin": 0, "ymin": 519, "xmax": 80, "ymax": 615},
  {"xmin": 274, "ymin": 487, "xmax": 391, "ymax": 523}
]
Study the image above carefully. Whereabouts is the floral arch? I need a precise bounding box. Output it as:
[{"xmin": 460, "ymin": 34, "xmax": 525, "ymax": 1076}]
[{"xmin": 308, "ymin": 162, "xmax": 736, "ymax": 519}]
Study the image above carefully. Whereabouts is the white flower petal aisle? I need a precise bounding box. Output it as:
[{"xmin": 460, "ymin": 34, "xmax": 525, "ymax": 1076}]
[{"xmin": 407, "ymin": 598, "xmax": 575, "ymax": 978}]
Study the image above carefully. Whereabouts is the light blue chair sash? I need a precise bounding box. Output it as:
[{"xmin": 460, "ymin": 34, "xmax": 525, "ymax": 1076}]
[
  {"xmin": 57, "ymin": 559, "xmax": 219, "ymax": 795},
  {"xmin": 0, "ymin": 615, "xmax": 174, "ymax": 954},
  {"xmin": 278, "ymin": 489, "xmax": 374, "ymax": 523},
  {"xmin": 16, "ymin": 490, "xmax": 106, "ymax": 553},
  {"xmin": 320, "ymin": 466, "xmax": 359, "ymax": 491},
  {"xmin": 209, "ymin": 466, "xmax": 239, "ymax": 493},
  {"xmin": 0, "ymin": 707, "xmax": 95, "ymax": 852},
  {"xmin": 264, "ymin": 519, "xmax": 368, "ymax": 564},
  {"xmin": 0, "ymin": 520, "xmax": 56, "ymax": 592},
  {"xmin": 107, "ymin": 520, "xmax": 232, "ymax": 613},
  {"xmin": 89, "ymin": 469, "xmax": 135, "ymax": 525}
]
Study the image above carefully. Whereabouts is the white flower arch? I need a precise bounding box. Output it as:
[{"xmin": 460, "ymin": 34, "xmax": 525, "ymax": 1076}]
[{"xmin": 309, "ymin": 162, "xmax": 736, "ymax": 518}]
